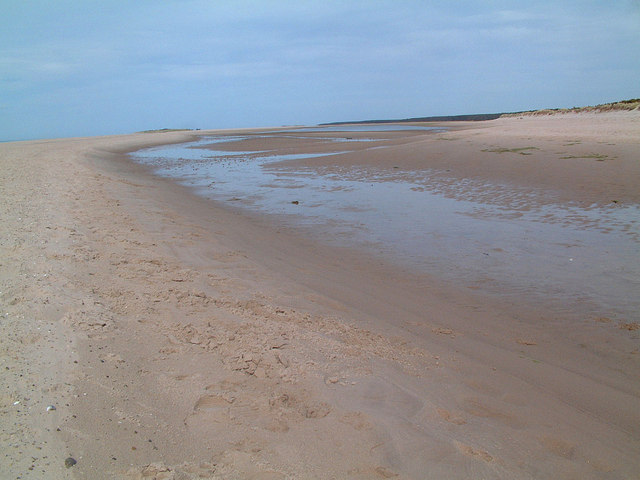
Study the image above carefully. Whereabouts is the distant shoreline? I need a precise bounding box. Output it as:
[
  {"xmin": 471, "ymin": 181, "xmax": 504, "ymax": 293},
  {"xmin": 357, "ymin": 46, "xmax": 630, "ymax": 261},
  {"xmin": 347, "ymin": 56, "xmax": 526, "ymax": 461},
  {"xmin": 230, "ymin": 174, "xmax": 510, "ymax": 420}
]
[{"xmin": 321, "ymin": 97, "xmax": 640, "ymax": 125}]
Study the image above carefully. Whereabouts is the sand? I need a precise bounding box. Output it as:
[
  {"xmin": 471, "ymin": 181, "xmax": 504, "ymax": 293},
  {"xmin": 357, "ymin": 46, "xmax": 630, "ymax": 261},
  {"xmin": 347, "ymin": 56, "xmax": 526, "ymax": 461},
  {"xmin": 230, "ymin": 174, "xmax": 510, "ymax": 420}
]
[{"xmin": 1, "ymin": 112, "xmax": 639, "ymax": 479}]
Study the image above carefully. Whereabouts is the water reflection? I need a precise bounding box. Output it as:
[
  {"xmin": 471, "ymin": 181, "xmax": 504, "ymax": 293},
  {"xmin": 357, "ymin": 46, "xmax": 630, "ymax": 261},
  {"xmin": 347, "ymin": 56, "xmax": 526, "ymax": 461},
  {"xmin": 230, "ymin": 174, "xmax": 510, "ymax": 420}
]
[{"xmin": 131, "ymin": 134, "xmax": 640, "ymax": 321}]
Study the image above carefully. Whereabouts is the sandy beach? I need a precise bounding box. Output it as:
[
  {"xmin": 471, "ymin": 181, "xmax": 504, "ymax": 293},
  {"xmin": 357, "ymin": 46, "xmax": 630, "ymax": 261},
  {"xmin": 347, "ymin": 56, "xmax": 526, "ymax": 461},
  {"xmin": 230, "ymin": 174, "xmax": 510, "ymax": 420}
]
[{"xmin": 1, "ymin": 112, "xmax": 639, "ymax": 479}]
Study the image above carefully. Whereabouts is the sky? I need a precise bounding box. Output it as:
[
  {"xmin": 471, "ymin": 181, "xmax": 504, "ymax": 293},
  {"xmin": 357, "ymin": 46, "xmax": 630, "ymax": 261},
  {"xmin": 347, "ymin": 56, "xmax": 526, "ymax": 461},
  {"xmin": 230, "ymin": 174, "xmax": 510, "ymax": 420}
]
[{"xmin": 1, "ymin": 1, "xmax": 639, "ymax": 141}]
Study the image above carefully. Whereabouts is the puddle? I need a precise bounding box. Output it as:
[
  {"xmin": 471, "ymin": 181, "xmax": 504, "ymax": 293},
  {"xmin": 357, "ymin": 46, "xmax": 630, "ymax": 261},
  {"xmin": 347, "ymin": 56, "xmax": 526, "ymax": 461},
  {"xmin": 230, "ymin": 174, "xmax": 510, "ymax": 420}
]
[{"xmin": 131, "ymin": 135, "xmax": 640, "ymax": 322}]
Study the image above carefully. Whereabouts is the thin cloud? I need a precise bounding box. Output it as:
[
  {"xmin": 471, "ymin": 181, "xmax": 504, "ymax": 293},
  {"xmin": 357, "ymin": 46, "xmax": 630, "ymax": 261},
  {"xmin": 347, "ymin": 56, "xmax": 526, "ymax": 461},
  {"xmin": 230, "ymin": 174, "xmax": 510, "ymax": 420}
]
[{"xmin": 1, "ymin": 1, "xmax": 638, "ymax": 140}]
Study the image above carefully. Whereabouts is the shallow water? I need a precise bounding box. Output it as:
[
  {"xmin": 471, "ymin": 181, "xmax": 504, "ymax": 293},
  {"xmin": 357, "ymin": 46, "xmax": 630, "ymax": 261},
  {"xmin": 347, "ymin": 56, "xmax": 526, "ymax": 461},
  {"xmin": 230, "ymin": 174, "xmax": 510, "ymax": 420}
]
[
  {"xmin": 132, "ymin": 135, "xmax": 640, "ymax": 322},
  {"xmin": 268, "ymin": 124, "xmax": 446, "ymax": 133}
]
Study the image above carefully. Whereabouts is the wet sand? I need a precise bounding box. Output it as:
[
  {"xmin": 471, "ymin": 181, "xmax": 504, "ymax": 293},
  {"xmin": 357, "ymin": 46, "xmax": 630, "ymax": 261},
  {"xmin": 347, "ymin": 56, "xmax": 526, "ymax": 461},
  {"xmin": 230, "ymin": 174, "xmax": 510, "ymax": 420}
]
[{"xmin": 1, "ymin": 112, "xmax": 639, "ymax": 479}]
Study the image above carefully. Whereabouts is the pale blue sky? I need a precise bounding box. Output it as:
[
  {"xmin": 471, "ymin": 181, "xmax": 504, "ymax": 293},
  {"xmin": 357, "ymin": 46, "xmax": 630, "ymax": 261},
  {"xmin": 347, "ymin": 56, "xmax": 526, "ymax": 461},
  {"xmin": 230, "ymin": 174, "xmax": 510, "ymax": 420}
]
[{"xmin": 1, "ymin": 1, "xmax": 639, "ymax": 140}]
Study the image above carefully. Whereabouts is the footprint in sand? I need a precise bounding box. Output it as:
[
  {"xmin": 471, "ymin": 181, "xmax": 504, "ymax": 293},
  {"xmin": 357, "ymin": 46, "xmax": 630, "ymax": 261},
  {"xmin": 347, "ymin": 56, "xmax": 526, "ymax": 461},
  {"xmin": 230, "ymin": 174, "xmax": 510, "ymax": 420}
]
[
  {"xmin": 459, "ymin": 397, "xmax": 525, "ymax": 429},
  {"xmin": 454, "ymin": 440, "xmax": 493, "ymax": 463},
  {"xmin": 126, "ymin": 461, "xmax": 217, "ymax": 479},
  {"xmin": 185, "ymin": 394, "xmax": 231, "ymax": 429},
  {"xmin": 339, "ymin": 411, "xmax": 373, "ymax": 431},
  {"xmin": 539, "ymin": 436, "xmax": 575, "ymax": 459},
  {"xmin": 194, "ymin": 394, "xmax": 229, "ymax": 411},
  {"xmin": 437, "ymin": 408, "xmax": 467, "ymax": 425}
]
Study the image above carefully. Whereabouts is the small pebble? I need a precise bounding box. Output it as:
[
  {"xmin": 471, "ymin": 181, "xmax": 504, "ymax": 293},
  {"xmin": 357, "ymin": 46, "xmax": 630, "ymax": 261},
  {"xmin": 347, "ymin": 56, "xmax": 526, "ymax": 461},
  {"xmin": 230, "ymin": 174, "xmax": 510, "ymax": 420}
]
[
  {"xmin": 64, "ymin": 457, "xmax": 77, "ymax": 468},
  {"xmin": 46, "ymin": 405, "xmax": 56, "ymax": 411}
]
